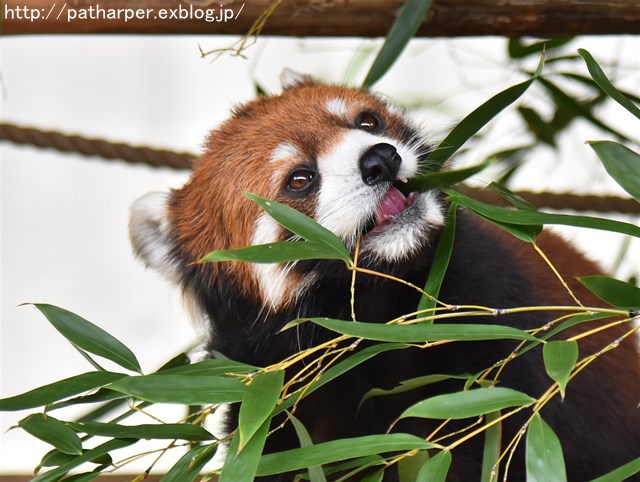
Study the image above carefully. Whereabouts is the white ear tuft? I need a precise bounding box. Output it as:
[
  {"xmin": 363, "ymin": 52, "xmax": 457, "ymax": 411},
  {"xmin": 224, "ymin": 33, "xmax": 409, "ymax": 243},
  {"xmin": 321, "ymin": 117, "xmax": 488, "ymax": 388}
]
[
  {"xmin": 129, "ymin": 192, "xmax": 176, "ymax": 278},
  {"xmin": 280, "ymin": 68, "xmax": 315, "ymax": 90}
]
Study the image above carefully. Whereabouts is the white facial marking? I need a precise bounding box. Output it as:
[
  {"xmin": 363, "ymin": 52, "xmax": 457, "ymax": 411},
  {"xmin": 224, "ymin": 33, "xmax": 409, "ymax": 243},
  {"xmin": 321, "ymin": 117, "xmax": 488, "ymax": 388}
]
[
  {"xmin": 271, "ymin": 142, "xmax": 301, "ymax": 163},
  {"xmin": 315, "ymin": 129, "xmax": 420, "ymax": 245},
  {"xmin": 251, "ymin": 213, "xmax": 290, "ymax": 310},
  {"xmin": 325, "ymin": 98, "xmax": 347, "ymax": 119}
]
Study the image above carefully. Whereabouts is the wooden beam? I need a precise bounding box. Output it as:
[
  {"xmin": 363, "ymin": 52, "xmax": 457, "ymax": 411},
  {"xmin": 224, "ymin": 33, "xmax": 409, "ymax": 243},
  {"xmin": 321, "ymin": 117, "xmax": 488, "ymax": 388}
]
[{"xmin": 2, "ymin": 0, "xmax": 639, "ymax": 36}]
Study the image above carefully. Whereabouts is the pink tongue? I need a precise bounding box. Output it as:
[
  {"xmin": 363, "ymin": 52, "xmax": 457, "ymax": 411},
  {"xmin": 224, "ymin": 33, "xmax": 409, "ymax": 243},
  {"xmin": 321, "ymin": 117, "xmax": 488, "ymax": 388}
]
[{"xmin": 375, "ymin": 186, "xmax": 408, "ymax": 225}]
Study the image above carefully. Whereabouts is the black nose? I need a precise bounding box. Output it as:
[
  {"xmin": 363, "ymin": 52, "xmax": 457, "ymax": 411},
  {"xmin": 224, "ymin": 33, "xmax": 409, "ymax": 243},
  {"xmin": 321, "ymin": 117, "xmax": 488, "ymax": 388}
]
[{"xmin": 359, "ymin": 143, "xmax": 402, "ymax": 186}]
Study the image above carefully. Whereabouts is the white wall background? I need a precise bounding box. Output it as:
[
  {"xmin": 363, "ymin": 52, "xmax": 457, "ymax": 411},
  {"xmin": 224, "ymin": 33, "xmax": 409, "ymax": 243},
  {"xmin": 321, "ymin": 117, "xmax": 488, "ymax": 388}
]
[{"xmin": 1, "ymin": 35, "xmax": 638, "ymax": 474}]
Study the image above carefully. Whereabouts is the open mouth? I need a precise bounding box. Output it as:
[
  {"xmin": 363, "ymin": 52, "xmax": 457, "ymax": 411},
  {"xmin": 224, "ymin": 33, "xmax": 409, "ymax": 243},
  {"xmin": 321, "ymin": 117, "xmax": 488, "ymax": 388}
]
[{"xmin": 363, "ymin": 183, "xmax": 418, "ymax": 236}]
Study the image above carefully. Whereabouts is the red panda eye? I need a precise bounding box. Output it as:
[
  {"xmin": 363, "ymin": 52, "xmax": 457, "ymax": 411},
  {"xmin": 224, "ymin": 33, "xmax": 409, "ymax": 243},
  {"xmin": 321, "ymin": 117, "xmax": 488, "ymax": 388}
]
[
  {"xmin": 287, "ymin": 169, "xmax": 316, "ymax": 191},
  {"xmin": 356, "ymin": 112, "xmax": 380, "ymax": 130}
]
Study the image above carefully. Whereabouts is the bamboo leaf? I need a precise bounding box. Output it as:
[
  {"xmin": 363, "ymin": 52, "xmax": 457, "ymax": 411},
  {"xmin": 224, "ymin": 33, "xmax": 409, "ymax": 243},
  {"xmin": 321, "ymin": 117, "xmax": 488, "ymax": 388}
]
[
  {"xmin": 416, "ymin": 450, "xmax": 451, "ymax": 482},
  {"xmin": 244, "ymin": 192, "xmax": 351, "ymax": 263},
  {"xmin": 238, "ymin": 370, "xmax": 284, "ymax": 450},
  {"xmin": 362, "ymin": 0, "xmax": 434, "ymax": 87},
  {"xmin": 537, "ymin": 77, "xmax": 633, "ymax": 143},
  {"xmin": 161, "ymin": 443, "xmax": 218, "ymax": 482},
  {"xmin": 543, "ymin": 341, "xmax": 579, "ymax": 398},
  {"xmin": 589, "ymin": 141, "xmax": 640, "ymax": 201},
  {"xmin": 201, "ymin": 240, "xmax": 344, "ymax": 264},
  {"xmin": 427, "ymin": 57, "xmax": 543, "ymax": 168},
  {"xmin": 481, "ymin": 411, "xmax": 502, "ymax": 482},
  {"xmin": 290, "ymin": 414, "xmax": 328, "ymax": 482},
  {"xmin": 108, "ymin": 374, "xmax": 247, "ymax": 405},
  {"xmin": 526, "ymin": 414, "xmax": 567, "ymax": 482},
  {"xmin": 590, "ymin": 456, "xmax": 640, "ymax": 482},
  {"xmin": 19, "ymin": 413, "xmax": 83, "ymax": 456},
  {"xmin": 68, "ymin": 421, "xmax": 214, "ymax": 441},
  {"xmin": 286, "ymin": 318, "xmax": 538, "ymax": 343},
  {"xmin": 508, "ymin": 38, "xmax": 574, "ymax": 59},
  {"xmin": 32, "ymin": 304, "xmax": 142, "ymax": 374},
  {"xmin": 257, "ymin": 434, "xmax": 436, "ymax": 476},
  {"xmin": 220, "ymin": 418, "xmax": 270, "ymax": 482},
  {"xmin": 0, "ymin": 371, "xmax": 127, "ymax": 411},
  {"xmin": 419, "ymin": 204, "xmax": 457, "ymax": 314},
  {"xmin": 578, "ymin": 275, "xmax": 640, "ymax": 310},
  {"xmin": 361, "ymin": 373, "xmax": 470, "ymax": 407},
  {"xmin": 398, "ymin": 450, "xmax": 430, "ymax": 482},
  {"xmin": 158, "ymin": 358, "xmax": 257, "ymax": 377},
  {"xmin": 578, "ymin": 49, "xmax": 640, "ymax": 120},
  {"xmin": 444, "ymin": 189, "xmax": 640, "ymax": 238},
  {"xmin": 32, "ymin": 438, "xmax": 137, "ymax": 482},
  {"xmin": 407, "ymin": 161, "xmax": 491, "ymax": 192},
  {"xmin": 399, "ymin": 387, "xmax": 534, "ymax": 420}
]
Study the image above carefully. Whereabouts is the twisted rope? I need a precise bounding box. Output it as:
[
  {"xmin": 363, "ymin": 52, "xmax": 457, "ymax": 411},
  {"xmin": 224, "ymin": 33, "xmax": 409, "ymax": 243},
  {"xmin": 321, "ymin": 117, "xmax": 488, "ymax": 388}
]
[
  {"xmin": 1, "ymin": 122, "xmax": 638, "ymax": 215},
  {"xmin": 0, "ymin": 122, "xmax": 193, "ymax": 170}
]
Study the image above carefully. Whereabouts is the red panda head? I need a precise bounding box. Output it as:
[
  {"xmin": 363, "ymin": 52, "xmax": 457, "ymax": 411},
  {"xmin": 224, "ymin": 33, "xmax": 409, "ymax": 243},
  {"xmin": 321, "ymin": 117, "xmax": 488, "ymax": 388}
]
[{"xmin": 129, "ymin": 70, "xmax": 444, "ymax": 314}]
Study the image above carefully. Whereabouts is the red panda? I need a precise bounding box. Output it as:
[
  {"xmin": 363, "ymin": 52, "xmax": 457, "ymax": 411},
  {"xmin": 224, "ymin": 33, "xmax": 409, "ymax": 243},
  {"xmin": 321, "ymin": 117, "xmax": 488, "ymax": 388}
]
[{"xmin": 129, "ymin": 70, "xmax": 640, "ymax": 481}]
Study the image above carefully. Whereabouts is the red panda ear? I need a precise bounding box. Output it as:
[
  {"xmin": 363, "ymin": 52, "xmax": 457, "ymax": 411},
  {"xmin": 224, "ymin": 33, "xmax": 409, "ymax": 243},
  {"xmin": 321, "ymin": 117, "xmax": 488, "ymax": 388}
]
[
  {"xmin": 129, "ymin": 192, "xmax": 177, "ymax": 280},
  {"xmin": 280, "ymin": 68, "xmax": 317, "ymax": 90}
]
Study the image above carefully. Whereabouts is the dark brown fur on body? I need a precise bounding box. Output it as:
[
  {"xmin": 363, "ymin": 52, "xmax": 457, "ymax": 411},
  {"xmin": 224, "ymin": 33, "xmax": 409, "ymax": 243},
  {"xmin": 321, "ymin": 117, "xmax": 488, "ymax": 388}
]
[{"xmin": 130, "ymin": 76, "xmax": 640, "ymax": 481}]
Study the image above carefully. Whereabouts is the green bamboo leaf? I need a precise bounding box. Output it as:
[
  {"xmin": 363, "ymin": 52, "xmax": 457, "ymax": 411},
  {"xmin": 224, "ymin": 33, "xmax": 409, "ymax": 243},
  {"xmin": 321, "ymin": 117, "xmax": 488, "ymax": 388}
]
[
  {"xmin": 418, "ymin": 204, "xmax": 457, "ymax": 314},
  {"xmin": 37, "ymin": 449, "xmax": 111, "ymax": 471},
  {"xmin": 108, "ymin": 374, "xmax": 246, "ymax": 404},
  {"xmin": 362, "ymin": 0, "xmax": 434, "ymax": 87},
  {"xmin": 399, "ymin": 450, "xmax": 430, "ymax": 482},
  {"xmin": 68, "ymin": 421, "xmax": 214, "ymax": 441},
  {"xmin": 276, "ymin": 343, "xmax": 411, "ymax": 414},
  {"xmin": 19, "ymin": 413, "xmax": 83, "ymax": 456},
  {"xmin": 508, "ymin": 38, "xmax": 574, "ymax": 59},
  {"xmin": 32, "ymin": 438, "xmax": 137, "ymax": 482},
  {"xmin": 483, "ymin": 183, "xmax": 543, "ymax": 242},
  {"xmin": 361, "ymin": 373, "xmax": 470, "ymax": 408},
  {"xmin": 257, "ymin": 434, "xmax": 436, "ymax": 476},
  {"xmin": 221, "ymin": 418, "xmax": 270, "ymax": 482},
  {"xmin": 416, "ymin": 450, "xmax": 451, "ymax": 482},
  {"xmin": 161, "ymin": 443, "xmax": 218, "ymax": 482},
  {"xmin": 290, "ymin": 414, "xmax": 328, "ymax": 482},
  {"xmin": 591, "ymin": 456, "xmax": 640, "ymax": 482},
  {"xmin": 537, "ymin": 77, "xmax": 633, "ymax": 143},
  {"xmin": 560, "ymin": 72, "xmax": 640, "ymax": 105},
  {"xmin": 589, "ymin": 141, "xmax": 640, "ymax": 202},
  {"xmin": 518, "ymin": 106, "xmax": 556, "ymax": 146},
  {"xmin": 245, "ymin": 192, "xmax": 351, "ymax": 263},
  {"xmin": 526, "ymin": 414, "xmax": 567, "ymax": 482},
  {"xmin": 362, "ymin": 469, "xmax": 385, "ymax": 482},
  {"xmin": 578, "ymin": 276, "xmax": 640, "ymax": 310},
  {"xmin": 200, "ymin": 240, "xmax": 344, "ymax": 264},
  {"xmin": 543, "ymin": 341, "xmax": 579, "ymax": 398},
  {"xmin": 481, "ymin": 411, "xmax": 502, "ymax": 482},
  {"xmin": 0, "ymin": 371, "xmax": 127, "ymax": 411},
  {"xmin": 239, "ymin": 370, "xmax": 284, "ymax": 450},
  {"xmin": 444, "ymin": 189, "xmax": 640, "ymax": 238},
  {"xmin": 428, "ymin": 58, "xmax": 543, "ymax": 168},
  {"xmin": 59, "ymin": 472, "xmax": 100, "ymax": 482},
  {"xmin": 578, "ymin": 49, "xmax": 640, "ymax": 120},
  {"xmin": 32, "ymin": 304, "xmax": 142, "ymax": 374},
  {"xmin": 487, "ymin": 182, "xmax": 537, "ymax": 212},
  {"xmin": 158, "ymin": 358, "xmax": 256, "ymax": 377},
  {"xmin": 287, "ymin": 318, "xmax": 537, "ymax": 343},
  {"xmin": 400, "ymin": 387, "xmax": 534, "ymax": 420},
  {"xmin": 407, "ymin": 161, "xmax": 490, "ymax": 192}
]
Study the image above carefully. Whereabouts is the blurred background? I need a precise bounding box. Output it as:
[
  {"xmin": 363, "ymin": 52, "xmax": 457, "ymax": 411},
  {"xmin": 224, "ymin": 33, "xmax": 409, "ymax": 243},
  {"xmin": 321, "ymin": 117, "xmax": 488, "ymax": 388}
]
[{"xmin": 1, "ymin": 34, "xmax": 638, "ymax": 474}]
